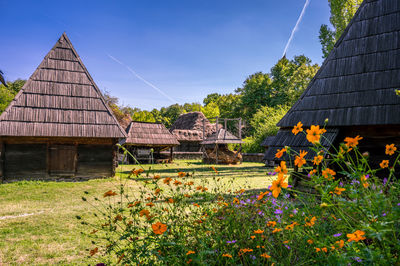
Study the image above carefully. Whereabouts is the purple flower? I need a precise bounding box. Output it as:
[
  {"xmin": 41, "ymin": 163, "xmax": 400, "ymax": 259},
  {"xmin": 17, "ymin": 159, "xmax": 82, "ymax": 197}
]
[
  {"xmin": 382, "ymin": 212, "xmax": 387, "ymax": 217},
  {"xmin": 250, "ymin": 255, "xmax": 256, "ymax": 260},
  {"xmin": 383, "ymin": 178, "xmax": 388, "ymax": 185},
  {"xmin": 287, "ymin": 184, "xmax": 293, "ymax": 188},
  {"xmin": 258, "ymin": 211, "xmax": 264, "ymax": 216},
  {"xmin": 339, "ymin": 181, "xmax": 344, "ymax": 186},
  {"xmin": 274, "ymin": 209, "xmax": 283, "ymax": 214},
  {"xmin": 226, "ymin": 240, "xmax": 237, "ymax": 244},
  {"xmin": 292, "ymin": 209, "xmax": 298, "ymax": 215},
  {"xmin": 267, "ymin": 171, "xmax": 277, "ymax": 176},
  {"xmin": 397, "ymin": 203, "xmax": 400, "ymax": 206},
  {"xmin": 285, "ymin": 245, "xmax": 291, "ymax": 250},
  {"xmin": 333, "ymin": 233, "xmax": 342, "ymax": 237},
  {"xmin": 353, "ymin": 257, "xmax": 362, "ymax": 263}
]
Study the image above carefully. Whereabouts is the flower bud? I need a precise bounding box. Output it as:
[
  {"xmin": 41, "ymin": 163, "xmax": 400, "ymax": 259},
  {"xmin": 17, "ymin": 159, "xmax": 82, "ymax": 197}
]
[{"xmin": 324, "ymin": 118, "xmax": 329, "ymax": 124}]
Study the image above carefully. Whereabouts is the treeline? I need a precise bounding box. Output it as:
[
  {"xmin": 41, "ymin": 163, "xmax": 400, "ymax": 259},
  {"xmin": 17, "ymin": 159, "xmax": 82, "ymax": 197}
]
[{"xmin": 108, "ymin": 55, "xmax": 319, "ymax": 152}]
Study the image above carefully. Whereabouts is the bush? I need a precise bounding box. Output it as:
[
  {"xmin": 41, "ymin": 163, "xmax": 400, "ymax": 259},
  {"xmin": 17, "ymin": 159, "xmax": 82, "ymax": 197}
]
[{"xmin": 80, "ymin": 128, "xmax": 400, "ymax": 265}]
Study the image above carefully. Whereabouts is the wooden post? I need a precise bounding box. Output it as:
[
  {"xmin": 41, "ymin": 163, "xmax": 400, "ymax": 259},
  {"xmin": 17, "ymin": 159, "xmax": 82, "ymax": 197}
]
[
  {"xmin": 216, "ymin": 116, "xmax": 219, "ymax": 132},
  {"xmin": 0, "ymin": 140, "xmax": 4, "ymax": 182},
  {"xmin": 202, "ymin": 119, "xmax": 206, "ymax": 160},
  {"xmin": 238, "ymin": 118, "xmax": 242, "ymax": 139},
  {"xmin": 224, "ymin": 118, "xmax": 227, "ymax": 130},
  {"xmin": 170, "ymin": 147, "xmax": 173, "ymax": 163},
  {"xmin": 215, "ymin": 143, "xmax": 218, "ymax": 165}
]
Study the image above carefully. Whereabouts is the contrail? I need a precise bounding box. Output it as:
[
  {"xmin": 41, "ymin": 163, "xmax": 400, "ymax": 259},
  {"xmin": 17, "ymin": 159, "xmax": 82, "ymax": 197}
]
[
  {"xmin": 107, "ymin": 54, "xmax": 177, "ymax": 104},
  {"xmin": 282, "ymin": 0, "xmax": 310, "ymax": 57}
]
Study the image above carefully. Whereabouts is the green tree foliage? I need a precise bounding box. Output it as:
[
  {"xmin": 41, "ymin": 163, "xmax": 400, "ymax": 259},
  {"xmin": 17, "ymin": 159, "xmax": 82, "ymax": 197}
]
[
  {"xmin": 131, "ymin": 110, "xmax": 156, "ymax": 122},
  {"xmin": 242, "ymin": 105, "xmax": 290, "ymax": 153},
  {"xmin": 201, "ymin": 102, "xmax": 220, "ymax": 120},
  {"xmin": 319, "ymin": 0, "xmax": 363, "ymax": 58},
  {"xmin": 0, "ymin": 79, "xmax": 25, "ymax": 114},
  {"xmin": 183, "ymin": 102, "xmax": 202, "ymax": 113}
]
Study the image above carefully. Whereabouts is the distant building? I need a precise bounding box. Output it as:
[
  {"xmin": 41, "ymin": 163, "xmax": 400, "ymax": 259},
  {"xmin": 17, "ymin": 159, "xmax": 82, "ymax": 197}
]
[{"xmin": 0, "ymin": 33, "xmax": 126, "ymax": 181}]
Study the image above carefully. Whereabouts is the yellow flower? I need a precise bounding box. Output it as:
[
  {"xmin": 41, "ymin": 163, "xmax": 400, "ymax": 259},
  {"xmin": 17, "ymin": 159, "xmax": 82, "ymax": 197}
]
[
  {"xmin": 152, "ymin": 222, "xmax": 167, "ymax": 235},
  {"xmin": 306, "ymin": 125, "xmax": 324, "ymax": 144},
  {"xmin": 312, "ymin": 155, "xmax": 323, "ymax": 165},
  {"xmin": 294, "ymin": 150, "xmax": 308, "ymax": 168},
  {"xmin": 347, "ymin": 230, "xmax": 366, "ymax": 242},
  {"xmin": 380, "ymin": 160, "xmax": 389, "ymax": 168},
  {"xmin": 270, "ymin": 173, "xmax": 288, "ymax": 198},
  {"xmin": 385, "ymin": 144, "xmax": 397, "ymax": 155},
  {"xmin": 275, "ymin": 148, "xmax": 287, "ymax": 159},
  {"xmin": 292, "ymin": 121, "xmax": 303, "ymax": 135},
  {"xmin": 275, "ymin": 161, "xmax": 288, "ymax": 174}
]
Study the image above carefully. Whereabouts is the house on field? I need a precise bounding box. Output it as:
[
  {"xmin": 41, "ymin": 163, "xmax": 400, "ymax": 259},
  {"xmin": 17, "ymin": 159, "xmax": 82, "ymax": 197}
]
[
  {"xmin": 0, "ymin": 33, "xmax": 127, "ymax": 181},
  {"xmin": 201, "ymin": 128, "xmax": 244, "ymax": 164},
  {"xmin": 170, "ymin": 112, "xmax": 219, "ymax": 152},
  {"xmin": 264, "ymin": 0, "xmax": 400, "ymax": 174},
  {"xmin": 122, "ymin": 121, "xmax": 179, "ymax": 164}
]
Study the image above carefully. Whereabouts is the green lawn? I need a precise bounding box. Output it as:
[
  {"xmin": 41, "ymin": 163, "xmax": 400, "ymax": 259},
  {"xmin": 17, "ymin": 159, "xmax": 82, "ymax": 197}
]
[{"xmin": 0, "ymin": 160, "xmax": 272, "ymax": 265}]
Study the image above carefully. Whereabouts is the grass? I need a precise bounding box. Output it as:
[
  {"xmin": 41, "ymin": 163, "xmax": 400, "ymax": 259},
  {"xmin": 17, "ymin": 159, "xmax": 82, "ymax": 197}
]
[{"xmin": 0, "ymin": 160, "xmax": 272, "ymax": 265}]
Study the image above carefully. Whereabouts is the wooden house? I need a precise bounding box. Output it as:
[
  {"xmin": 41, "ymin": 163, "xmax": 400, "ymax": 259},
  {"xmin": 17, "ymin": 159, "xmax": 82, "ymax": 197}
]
[
  {"xmin": 122, "ymin": 121, "xmax": 179, "ymax": 163},
  {"xmin": 0, "ymin": 33, "xmax": 127, "ymax": 181},
  {"xmin": 264, "ymin": 0, "xmax": 400, "ymax": 173},
  {"xmin": 170, "ymin": 112, "xmax": 218, "ymax": 152}
]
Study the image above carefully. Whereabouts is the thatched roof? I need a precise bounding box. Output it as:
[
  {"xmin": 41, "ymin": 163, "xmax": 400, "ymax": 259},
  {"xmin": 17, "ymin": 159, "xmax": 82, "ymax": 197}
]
[
  {"xmin": 124, "ymin": 121, "xmax": 179, "ymax": 147},
  {"xmin": 265, "ymin": 0, "xmax": 400, "ymax": 160},
  {"xmin": 201, "ymin": 128, "xmax": 243, "ymax": 145},
  {"xmin": 0, "ymin": 33, "xmax": 126, "ymax": 138},
  {"xmin": 170, "ymin": 112, "xmax": 219, "ymax": 141}
]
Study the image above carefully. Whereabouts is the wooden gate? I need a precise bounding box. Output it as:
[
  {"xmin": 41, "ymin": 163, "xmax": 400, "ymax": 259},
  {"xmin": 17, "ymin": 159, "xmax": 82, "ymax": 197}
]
[{"xmin": 48, "ymin": 145, "xmax": 77, "ymax": 176}]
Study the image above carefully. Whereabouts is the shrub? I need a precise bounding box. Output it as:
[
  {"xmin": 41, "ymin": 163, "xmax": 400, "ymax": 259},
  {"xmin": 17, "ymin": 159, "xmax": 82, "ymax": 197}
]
[{"xmin": 80, "ymin": 127, "xmax": 400, "ymax": 265}]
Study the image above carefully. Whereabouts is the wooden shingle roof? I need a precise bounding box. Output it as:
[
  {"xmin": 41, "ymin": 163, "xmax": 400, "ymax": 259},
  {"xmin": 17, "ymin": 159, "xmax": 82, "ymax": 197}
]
[
  {"xmin": 0, "ymin": 33, "xmax": 127, "ymax": 138},
  {"xmin": 278, "ymin": 0, "xmax": 400, "ymax": 128},
  {"xmin": 201, "ymin": 128, "xmax": 243, "ymax": 145},
  {"xmin": 125, "ymin": 121, "xmax": 179, "ymax": 146}
]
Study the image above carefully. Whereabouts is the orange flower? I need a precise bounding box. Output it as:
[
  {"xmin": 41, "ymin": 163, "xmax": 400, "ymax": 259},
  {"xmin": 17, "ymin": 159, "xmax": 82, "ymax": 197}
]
[
  {"xmin": 294, "ymin": 150, "xmax": 308, "ymax": 168},
  {"xmin": 114, "ymin": 214, "xmax": 123, "ymax": 222},
  {"xmin": 222, "ymin": 253, "xmax": 232, "ymax": 258},
  {"xmin": 272, "ymin": 228, "xmax": 282, "ymax": 233},
  {"xmin": 153, "ymin": 175, "xmax": 161, "ymax": 180},
  {"xmin": 196, "ymin": 186, "xmax": 203, "ymax": 191},
  {"xmin": 152, "ymin": 222, "xmax": 167, "ymax": 235},
  {"xmin": 347, "ymin": 230, "xmax": 366, "ymax": 242},
  {"xmin": 309, "ymin": 169, "xmax": 317, "ymax": 176},
  {"xmin": 103, "ymin": 190, "xmax": 117, "ymax": 197},
  {"xmin": 185, "ymin": 181, "xmax": 194, "ymax": 186},
  {"xmin": 321, "ymin": 247, "xmax": 327, "ymax": 253},
  {"xmin": 139, "ymin": 209, "xmax": 150, "ymax": 218},
  {"xmin": 380, "ymin": 160, "xmax": 389, "ymax": 168},
  {"xmin": 292, "ymin": 121, "xmax": 303, "ymax": 135},
  {"xmin": 154, "ymin": 188, "xmax": 161, "ymax": 195},
  {"xmin": 282, "ymin": 240, "xmax": 289, "ymax": 244},
  {"xmin": 285, "ymin": 221, "xmax": 298, "ymax": 230},
  {"xmin": 270, "ymin": 173, "xmax": 288, "ymax": 198},
  {"xmin": 146, "ymin": 202, "xmax": 154, "ymax": 207},
  {"xmin": 89, "ymin": 247, "xmax": 98, "ymax": 256},
  {"xmin": 306, "ymin": 125, "xmax": 324, "ymax": 144},
  {"xmin": 193, "ymin": 203, "xmax": 200, "ymax": 207},
  {"xmin": 163, "ymin": 177, "xmax": 172, "ymax": 184},
  {"xmin": 335, "ymin": 240, "xmax": 344, "ymax": 248},
  {"xmin": 275, "ymin": 161, "xmax": 288, "ymax": 174},
  {"xmin": 257, "ymin": 191, "xmax": 269, "ymax": 201},
  {"xmin": 344, "ymin": 135, "xmax": 363, "ymax": 148},
  {"xmin": 386, "ymin": 144, "xmax": 397, "ymax": 155},
  {"xmin": 261, "ymin": 253, "xmax": 271, "ymax": 259},
  {"xmin": 312, "ymin": 155, "xmax": 323, "ymax": 165},
  {"xmin": 184, "ymin": 194, "xmax": 191, "ymax": 198},
  {"xmin": 307, "ymin": 239, "xmax": 314, "ymax": 244},
  {"xmin": 334, "ymin": 187, "xmax": 345, "ymax": 195},
  {"xmin": 173, "ymin": 180, "xmax": 182, "ymax": 186},
  {"xmin": 250, "ymin": 235, "xmax": 255, "ymax": 239},
  {"xmin": 305, "ymin": 216, "xmax": 317, "ymax": 227},
  {"xmin": 211, "ymin": 166, "xmax": 219, "ymax": 174},
  {"xmin": 322, "ymin": 168, "xmax": 336, "ymax": 180},
  {"xmin": 233, "ymin": 198, "xmax": 240, "ymax": 204},
  {"xmin": 275, "ymin": 148, "xmax": 287, "ymax": 159},
  {"xmin": 178, "ymin": 172, "xmax": 186, "ymax": 177},
  {"xmin": 267, "ymin": 221, "xmax": 277, "ymax": 227},
  {"xmin": 254, "ymin": 229, "xmax": 264, "ymax": 234},
  {"xmin": 167, "ymin": 198, "xmax": 175, "ymax": 204},
  {"xmin": 235, "ymin": 189, "xmax": 246, "ymax": 194},
  {"xmin": 90, "ymin": 229, "xmax": 98, "ymax": 234},
  {"xmin": 315, "ymin": 247, "xmax": 321, "ymax": 252},
  {"xmin": 186, "ymin": 250, "xmax": 195, "ymax": 255}
]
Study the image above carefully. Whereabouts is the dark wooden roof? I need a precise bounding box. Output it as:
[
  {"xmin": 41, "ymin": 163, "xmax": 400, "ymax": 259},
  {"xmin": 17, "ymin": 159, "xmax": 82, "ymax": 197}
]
[
  {"xmin": 261, "ymin": 136, "xmax": 276, "ymax": 147},
  {"xmin": 0, "ymin": 33, "xmax": 127, "ymax": 138},
  {"xmin": 124, "ymin": 121, "xmax": 179, "ymax": 147},
  {"xmin": 278, "ymin": 0, "xmax": 400, "ymax": 128},
  {"xmin": 201, "ymin": 128, "xmax": 244, "ymax": 145},
  {"xmin": 263, "ymin": 129, "xmax": 339, "ymax": 161},
  {"xmin": 170, "ymin": 112, "xmax": 220, "ymax": 142}
]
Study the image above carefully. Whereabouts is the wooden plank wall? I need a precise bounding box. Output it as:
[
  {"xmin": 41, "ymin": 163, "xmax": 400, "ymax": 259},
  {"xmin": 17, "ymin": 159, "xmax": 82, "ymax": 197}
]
[{"xmin": 76, "ymin": 145, "xmax": 113, "ymax": 178}]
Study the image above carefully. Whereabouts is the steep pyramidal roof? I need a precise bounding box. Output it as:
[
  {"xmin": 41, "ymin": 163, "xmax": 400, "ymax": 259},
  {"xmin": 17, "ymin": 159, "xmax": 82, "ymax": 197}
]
[
  {"xmin": 124, "ymin": 121, "xmax": 179, "ymax": 146},
  {"xmin": 278, "ymin": 0, "xmax": 400, "ymax": 128},
  {"xmin": 265, "ymin": 0, "xmax": 400, "ymax": 160},
  {"xmin": 0, "ymin": 33, "xmax": 127, "ymax": 138}
]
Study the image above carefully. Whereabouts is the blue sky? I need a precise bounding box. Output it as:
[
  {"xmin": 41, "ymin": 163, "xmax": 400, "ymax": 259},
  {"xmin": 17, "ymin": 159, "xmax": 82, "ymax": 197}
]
[{"xmin": 0, "ymin": 0, "xmax": 331, "ymax": 110}]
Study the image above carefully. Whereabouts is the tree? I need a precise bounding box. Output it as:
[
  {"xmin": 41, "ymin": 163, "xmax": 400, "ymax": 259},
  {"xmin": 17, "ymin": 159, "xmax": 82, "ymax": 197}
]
[
  {"xmin": 319, "ymin": 0, "xmax": 363, "ymax": 58},
  {"xmin": 0, "ymin": 79, "xmax": 25, "ymax": 114},
  {"xmin": 183, "ymin": 103, "xmax": 202, "ymax": 113},
  {"xmin": 203, "ymin": 93, "xmax": 221, "ymax": 106},
  {"xmin": 201, "ymin": 102, "xmax": 220, "ymax": 120}
]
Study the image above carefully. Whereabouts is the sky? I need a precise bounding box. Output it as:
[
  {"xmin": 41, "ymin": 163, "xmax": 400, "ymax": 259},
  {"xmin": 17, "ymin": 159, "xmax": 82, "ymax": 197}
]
[{"xmin": 0, "ymin": 0, "xmax": 331, "ymax": 110}]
